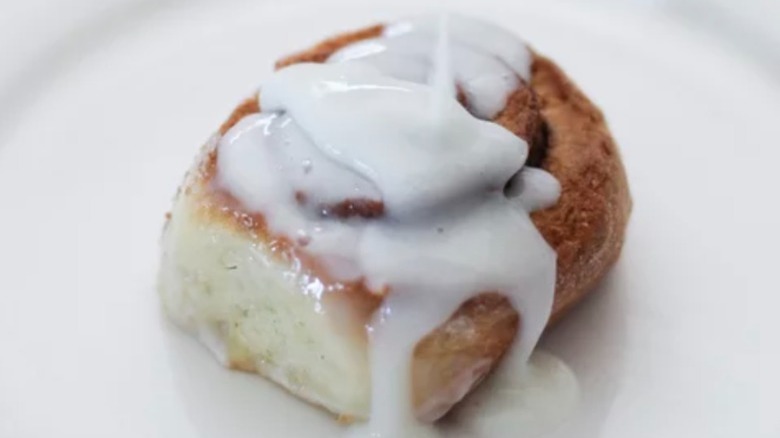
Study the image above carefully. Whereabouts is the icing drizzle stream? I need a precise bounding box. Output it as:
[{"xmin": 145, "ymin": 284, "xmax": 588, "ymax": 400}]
[{"xmin": 430, "ymin": 15, "xmax": 454, "ymax": 122}]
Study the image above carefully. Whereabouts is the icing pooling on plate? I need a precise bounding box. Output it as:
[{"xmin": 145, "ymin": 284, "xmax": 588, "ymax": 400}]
[
  {"xmin": 328, "ymin": 14, "xmax": 532, "ymax": 119},
  {"xmin": 216, "ymin": 14, "xmax": 567, "ymax": 437}
]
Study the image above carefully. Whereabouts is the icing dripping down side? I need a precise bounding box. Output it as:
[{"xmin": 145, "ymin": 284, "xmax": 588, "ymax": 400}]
[
  {"xmin": 216, "ymin": 14, "xmax": 563, "ymax": 438},
  {"xmin": 217, "ymin": 61, "xmax": 558, "ymax": 437}
]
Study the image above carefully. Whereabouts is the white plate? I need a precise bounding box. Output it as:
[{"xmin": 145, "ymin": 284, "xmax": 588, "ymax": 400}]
[{"xmin": 1, "ymin": 0, "xmax": 778, "ymax": 437}]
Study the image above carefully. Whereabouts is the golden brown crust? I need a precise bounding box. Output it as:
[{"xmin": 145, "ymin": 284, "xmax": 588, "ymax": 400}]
[
  {"xmin": 188, "ymin": 24, "xmax": 630, "ymax": 420},
  {"xmin": 494, "ymin": 80, "xmax": 546, "ymax": 163},
  {"xmin": 530, "ymin": 55, "xmax": 632, "ymax": 322}
]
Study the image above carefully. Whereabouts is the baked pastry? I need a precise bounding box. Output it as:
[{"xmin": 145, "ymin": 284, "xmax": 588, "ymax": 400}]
[{"xmin": 158, "ymin": 14, "xmax": 631, "ymax": 433}]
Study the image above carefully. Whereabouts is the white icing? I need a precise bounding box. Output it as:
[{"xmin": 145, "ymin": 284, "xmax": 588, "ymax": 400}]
[
  {"xmin": 508, "ymin": 167, "xmax": 562, "ymax": 212},
  {"xmin": 216, "ymin": 14, "xmax": 567, "ymax": 438},
  {"xmin": 328, "ymin": 14, "xmax": 532, "ymax": 119}
]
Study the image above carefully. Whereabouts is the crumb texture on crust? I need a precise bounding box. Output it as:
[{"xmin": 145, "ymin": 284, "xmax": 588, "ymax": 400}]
[{"xmin": 529, "ymin": 55, "xmax": 632, "ymax": 321}]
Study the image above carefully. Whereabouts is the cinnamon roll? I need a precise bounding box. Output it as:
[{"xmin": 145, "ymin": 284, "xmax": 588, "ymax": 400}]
[{"xmin": 158, "ymin": 14, "xmax": 631, "ymax": 435}]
